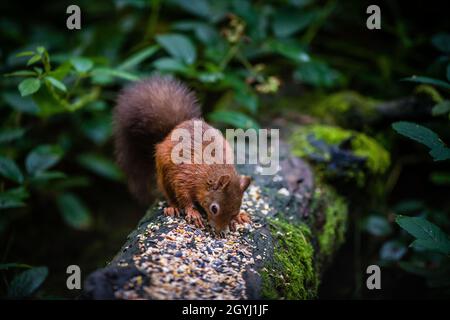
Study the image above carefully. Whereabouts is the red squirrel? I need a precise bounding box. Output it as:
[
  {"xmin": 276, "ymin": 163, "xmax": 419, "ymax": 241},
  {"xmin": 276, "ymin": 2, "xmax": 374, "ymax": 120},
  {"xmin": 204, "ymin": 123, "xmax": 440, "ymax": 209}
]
[{"xmin": 113, "ymin": 76, "xmax": 251, "ymax": 236}]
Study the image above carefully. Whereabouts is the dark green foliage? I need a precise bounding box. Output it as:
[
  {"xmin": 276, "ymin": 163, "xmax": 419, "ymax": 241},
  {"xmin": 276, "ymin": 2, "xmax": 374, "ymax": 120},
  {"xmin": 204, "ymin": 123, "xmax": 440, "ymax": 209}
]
[
  {"xmin": 0, "ymin": 0, "xmax": 345, "ymax": 297},
  {"xmin": 392, "ymin": 121, "xmax": 450, "ymax": 161},
  {"xmin": 396, "ymin": 215, "xmax": 450, "ymax": 255},
  {"xmin": 0, "ymin": 0, "xmax": 340, "ymax": 233},
  {"xmin": 7, "ymin": 266, "xmax": 48, "ymax": 298},
  {"xmin": 0, "ymin": 0, "xmax": 449, "ymax": 299},
  {"xmin": 363, "ymin": 215, "xmax": 393, "ymax": 237},
  {"xmin": 384, "ymin": 37, "xmax": 450, "ymax": 295}
]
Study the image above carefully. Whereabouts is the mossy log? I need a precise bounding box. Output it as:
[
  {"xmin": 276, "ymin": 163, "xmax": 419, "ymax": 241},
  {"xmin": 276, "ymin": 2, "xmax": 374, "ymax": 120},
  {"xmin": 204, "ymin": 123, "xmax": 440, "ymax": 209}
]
[
  {"xmin": 83, "ymin": 140, "xmax": 349, "ymax": 300},
  {"xmin": 276, "ymin": 91, "xmax": 435, "ymax": 130}
]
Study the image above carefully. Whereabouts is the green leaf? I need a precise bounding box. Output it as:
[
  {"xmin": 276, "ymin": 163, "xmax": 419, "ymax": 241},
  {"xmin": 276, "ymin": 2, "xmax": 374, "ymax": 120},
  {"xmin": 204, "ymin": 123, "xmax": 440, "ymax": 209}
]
[
  {"xmin": 0, "ymin": 156, "xmax": 24, "ymax": 184},
  {"xmin": 197, "ymin": 71, "xmax": 224, "ymax": 83},
  {"xmin": 235, "ymin": 90, "xmax": 258, "ymax": 114},
  {"xmin": 0, "ymin": 128, "xmax": 26, "ymax": 144},
  {"xmin": 208, "ymin": 111, "xmax": 260, "ymax": 129},
  {"xmin": 171, "ymin": 0, "xmax": 222, "ymax": 21},
  {"xmin": 363, "ymin": 215, "xmax": 392, "ymax": 237},
  {"xmin": 272, "ymin": 9, "xmax": 316, "ymax": 37},
  {"xmin": 431, "ymin": 33, "xmax": 450, "ymax": 53},
  {"xmin": 411, "ymin": 239, "xmax": 450, "ymax": 255},
  {"xmin": 31, "ymin": 85, "xmax": 68, "ymax": 116},
  {"xmin": 379, "ymin": 240, "xmax": 407, "ymax": 261},
  {"xmin": 4, "ymin": 70, "xmax": 38, "ymax": 77},
  {"xmin": 156, "ymin": 34, "xmax": 197, "ymax": 65},
  {"xmin": 8, "ymin": 266, "xmax": 48, "ymax": 298},
  {"xmin": 71, "ymin": 57, "xmax": 94, "ymax": 73},
  {"xmin": 402, "ymin": 76, "xmax": 450, "ymax": 90},
  {"xmin": 0, "ymin": 263, "xmax": 32, "ymax": 271},
  {"xmin": 29, "ymin": 171, "xmax": 67, "ymax": 184},
  {"xmin": 26, "ymin": 54, "xmax": 41, "ymax": 66},
  {"xmin": 36, "ymin": 46, "xmax": 45, "ymax": 55},
  {"xmin": 399, "ymin": 260, "xmax": 450, "ymax": 283},
  {"xmin": 430, "ymin": 172, "xmax": 450, "ymax": 185},
  {"xmin": 91, "ymin": 67, "xmax": 139, "ymax": 83},
  {"xmin": 25, "ymin": 145, "xmax": 64, "ymax": 175},
  {"xmin": 45, "ymin": 76, "xmax": 67, "ymax": 92},
  {"xmin": 118, "ymin": 45, "xmax": 159, "ymax": 70},
  {"xmin": 2, "ymin": 93, "xmax": 40, "ymax": 115},
  {"xmin": 173, "ymin": 21, "xmax": 219, "ymax": 44},
  {"xmin": 392, "ymin": 121, "xmax": 450, "ymax": 161},
  {"xmin": 18, "ymin": 78, "xmax": 41, "ymax": 96},
  {"xmin": 396, "ymin": 215, "xmax": 450, "ymax": 255},
  {"xmin": 77, "ymin": 153, "xmax": 123, "ymax": 181},
  {"xmin": 80, "ymin": 115, "xmax": 112, "ymax": 145},
  {"xmin": 15, "ymin": 51, "xmax": 35, "ymax": 58},
  {"xmin": 429, "ymin": 147, "xmax": 450, "ymax": 161},
  {"xmin": 294, "ymin": 60, "xmax": 341, "ymax": 88},
  {"xmin": 153, "ymin": 58, "xmax": 190, "ymax": 73},
  {"xmin": 48, "ymin": 61, "xmax": 72, "ymax": 80},
  {"xmin": 432, "ymin": 100, "xmax": 450, "ymax": 116},
  {"xmin": 0, "ymin": 187, "xmax": 28, "ymax": 209},
  {"xmin": 268, "ymin": 39, "xmax": 310, "ymax": 63},
  {"xmin": 56, "ymin": 193, "xmax": 92, "ymax": 230}
]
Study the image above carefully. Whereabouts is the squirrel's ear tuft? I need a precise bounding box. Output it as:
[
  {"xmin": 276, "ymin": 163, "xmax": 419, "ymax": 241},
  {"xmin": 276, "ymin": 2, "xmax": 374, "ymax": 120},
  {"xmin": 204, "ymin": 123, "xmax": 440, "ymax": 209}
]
[
  {"xmin": 239, "ymin": 175, "xmax": 251, "ymax": 192},
  {"xmin": 215, "ymin": 174, "xmax": 231, "ymax": 190}
]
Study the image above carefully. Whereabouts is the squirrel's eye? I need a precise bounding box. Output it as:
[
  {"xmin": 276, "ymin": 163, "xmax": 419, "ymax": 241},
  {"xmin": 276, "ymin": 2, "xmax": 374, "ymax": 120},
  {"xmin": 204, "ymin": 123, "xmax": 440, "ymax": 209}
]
[{"xmin": 210, "ymin": 203, "xmax": 219, "ymax": 215}]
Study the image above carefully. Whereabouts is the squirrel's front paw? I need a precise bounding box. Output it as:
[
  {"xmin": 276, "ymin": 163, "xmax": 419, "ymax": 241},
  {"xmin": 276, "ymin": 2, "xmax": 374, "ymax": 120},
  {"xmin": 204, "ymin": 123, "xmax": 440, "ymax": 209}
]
[
  {"xmin": 185, "ymin": 207, "xmax": 204, "ymax": 228},
  {"xmin": 164, "ymin": 206, "xmax": 180, "ymax": 217},
  {"xmin": 230, "ymin": 211, "xmax": 251, "ymax": 231}
]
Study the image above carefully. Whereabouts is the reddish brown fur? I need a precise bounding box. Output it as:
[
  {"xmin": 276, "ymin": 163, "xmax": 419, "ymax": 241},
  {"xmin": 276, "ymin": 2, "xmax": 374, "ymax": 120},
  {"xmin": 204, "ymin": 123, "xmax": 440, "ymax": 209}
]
[
  {"xmin": 114, "ymin": 76, "xmax": 251, "ymax": 233},
  {"xmin": 156, "ymin": 119, "xmax": 250, "ymax": 232},
  {"xmin": 113, "ymin": 76, "xmax": 201, "ymax": 203}
]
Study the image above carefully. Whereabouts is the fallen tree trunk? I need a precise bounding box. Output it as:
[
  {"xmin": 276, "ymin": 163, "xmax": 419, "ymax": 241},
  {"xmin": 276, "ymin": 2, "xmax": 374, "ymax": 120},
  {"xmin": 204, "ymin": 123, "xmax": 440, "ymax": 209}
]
[{"xmin": 83, "ymin": 141, "xmax": 349, "ymax": 300}]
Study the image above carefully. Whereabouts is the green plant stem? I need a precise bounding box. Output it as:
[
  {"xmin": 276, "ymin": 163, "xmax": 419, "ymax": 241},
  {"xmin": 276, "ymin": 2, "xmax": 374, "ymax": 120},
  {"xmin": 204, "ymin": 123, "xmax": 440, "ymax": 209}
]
[
  {"xmin": 42, "ymin": 51, "xmax": 51, "ymax": 74},
  {"xmin": 145, "ymin": 0, "xmax": 161, "ymax": 41},
  {"xmin": 237, "ymin": 52, "xmax": 256, "ymax": 74},
  {"xmin": 66, "ymin": 74, "xmax": 83, "ymax": 101},
  {"xmin": 219, "ymin": 43, "xmax": 241, "ymax": 71},
  {"xmin": 68, "ymin": 87, "xmax": 101, "ymax": 112},
  {"xmin": 45, "ymin": 82, "xmax": 71, "ymax": 110},
  {"xmin": 302, "ymin": 0, "xmax": 336, "ymax": 45}
]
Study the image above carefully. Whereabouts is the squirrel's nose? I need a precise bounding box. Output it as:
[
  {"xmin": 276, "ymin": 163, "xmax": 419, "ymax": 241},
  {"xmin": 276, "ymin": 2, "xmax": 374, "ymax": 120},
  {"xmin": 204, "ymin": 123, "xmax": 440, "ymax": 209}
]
[{"xmin": 216, "ymin": 225, "xmax": 230, "ymax": 238}]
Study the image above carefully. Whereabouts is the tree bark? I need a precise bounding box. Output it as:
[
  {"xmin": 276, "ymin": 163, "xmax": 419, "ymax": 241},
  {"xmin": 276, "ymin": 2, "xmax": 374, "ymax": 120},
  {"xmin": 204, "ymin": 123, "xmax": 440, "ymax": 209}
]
[{"xmin": 83, "ymin": 140, "xmax": 349, "ymax": 300}]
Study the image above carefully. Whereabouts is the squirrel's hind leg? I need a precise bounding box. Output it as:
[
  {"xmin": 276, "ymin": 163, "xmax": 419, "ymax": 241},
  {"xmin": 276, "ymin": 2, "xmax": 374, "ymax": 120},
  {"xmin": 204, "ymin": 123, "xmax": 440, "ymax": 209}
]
[{"xmin": 157, "ymin": 170, "xmax": 181, "ymax": 217}]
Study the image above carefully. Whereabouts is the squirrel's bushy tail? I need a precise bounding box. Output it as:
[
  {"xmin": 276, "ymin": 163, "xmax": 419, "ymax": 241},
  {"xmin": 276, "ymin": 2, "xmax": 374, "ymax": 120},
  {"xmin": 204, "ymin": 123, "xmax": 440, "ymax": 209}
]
[{"xmin": 113, "ymin": 76, "xmax": 201, "ymax": 204}]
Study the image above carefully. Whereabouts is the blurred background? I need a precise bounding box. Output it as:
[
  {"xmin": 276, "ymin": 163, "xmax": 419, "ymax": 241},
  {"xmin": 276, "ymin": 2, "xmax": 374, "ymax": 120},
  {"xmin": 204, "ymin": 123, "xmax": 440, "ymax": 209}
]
[{"xmin": 0, "ymin": 0, "xmax": 449, "ymax": 299}]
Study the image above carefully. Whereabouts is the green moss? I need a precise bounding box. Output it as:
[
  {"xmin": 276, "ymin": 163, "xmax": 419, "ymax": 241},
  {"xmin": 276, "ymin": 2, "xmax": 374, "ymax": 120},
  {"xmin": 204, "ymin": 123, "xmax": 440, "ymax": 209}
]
[
  {"xmin": 313, "ymin": 91, "xmax": 378, "ymax": 120},
  {"xmin": 289, "ymin": 124, "xmax": 390, "ymax": 178},
  {"xmin": 261, "ymin": 218, "xmax": 318, "ymax": 299},
  {"xmin": 350, "ymin": 132, "xmax": 390, "ymax": 175},
  {"xmin": 260, "ymin": 269, "xmax": 280, "ymax": 300},
  {"xmin": 315, "ymin": 186, "xmax": 348, "ymax": 258},
  {"xmin": 276, "ymin": 91, "xmax": 379, "ymax": 126}
]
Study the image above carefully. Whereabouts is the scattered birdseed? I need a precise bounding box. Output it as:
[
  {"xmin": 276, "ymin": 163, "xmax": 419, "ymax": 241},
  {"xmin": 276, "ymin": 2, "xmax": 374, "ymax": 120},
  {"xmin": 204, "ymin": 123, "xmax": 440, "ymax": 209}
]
[
  {"xmin": 114, "ymin": 184, "xmax": 275, "ymax": 300},
  {"xmin": 114, "ymin": 216, "xmax": 255, "ymax": 300},
  {"xmin": 277, "ymin": 187, "xmax": 290, "ymax": 197}
]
